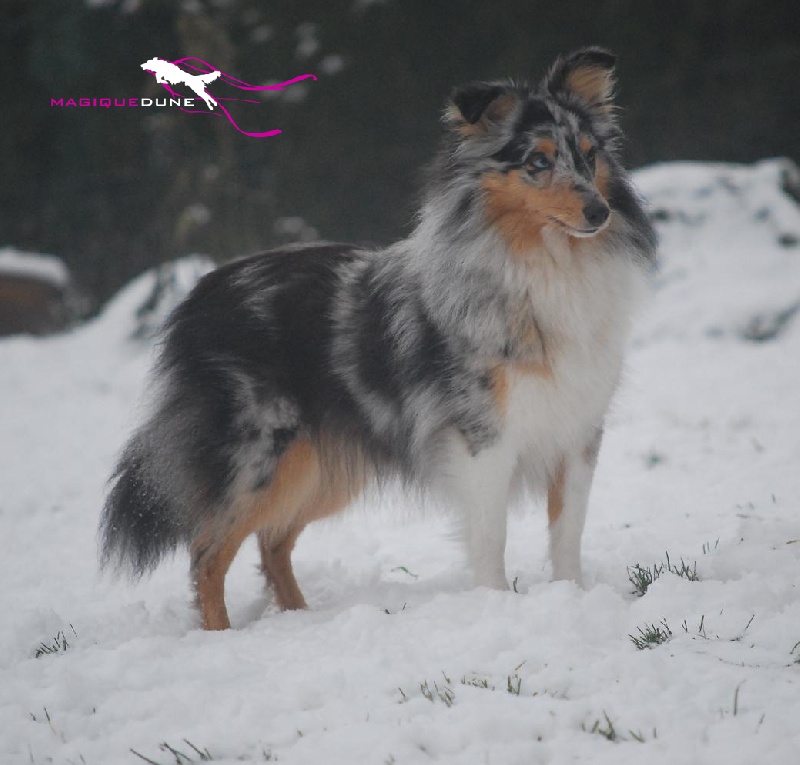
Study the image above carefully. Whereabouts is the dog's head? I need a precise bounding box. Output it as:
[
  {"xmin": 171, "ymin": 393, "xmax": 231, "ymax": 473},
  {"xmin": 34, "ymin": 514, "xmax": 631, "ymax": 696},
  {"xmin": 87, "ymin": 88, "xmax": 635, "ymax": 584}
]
[
  {"xmin": 141, "ymin": 58, "xmax": 164, "ymax": 74},
  {"xmin": 445, "ymin": 48, "xmax": 622, "ymax": 251}
]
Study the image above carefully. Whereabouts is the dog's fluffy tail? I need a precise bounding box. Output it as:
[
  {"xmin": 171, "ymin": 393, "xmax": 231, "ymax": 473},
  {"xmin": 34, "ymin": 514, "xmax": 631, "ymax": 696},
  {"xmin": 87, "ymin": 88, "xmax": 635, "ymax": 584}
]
[{"xmin": 99, "ymin": 435, "xmax": 182, "ymax": 577}]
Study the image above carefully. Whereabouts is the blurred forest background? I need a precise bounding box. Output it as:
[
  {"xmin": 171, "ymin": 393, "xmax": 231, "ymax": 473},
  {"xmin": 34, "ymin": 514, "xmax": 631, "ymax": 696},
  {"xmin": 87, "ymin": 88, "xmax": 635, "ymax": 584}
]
[{"xmin": 2, "ymin": 0, "xmax": 799, "ymax": 310}]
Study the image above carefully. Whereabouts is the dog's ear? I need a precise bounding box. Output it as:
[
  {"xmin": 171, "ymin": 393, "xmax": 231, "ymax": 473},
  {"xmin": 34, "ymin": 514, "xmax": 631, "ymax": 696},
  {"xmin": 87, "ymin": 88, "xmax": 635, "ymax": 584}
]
[
  {"xmin": 544, "ymin": 48, "xmax": 616, "ymax": 116},
  {"xmin": 445, "ymin": 82, "xmax": 518, "ymax": 137}
]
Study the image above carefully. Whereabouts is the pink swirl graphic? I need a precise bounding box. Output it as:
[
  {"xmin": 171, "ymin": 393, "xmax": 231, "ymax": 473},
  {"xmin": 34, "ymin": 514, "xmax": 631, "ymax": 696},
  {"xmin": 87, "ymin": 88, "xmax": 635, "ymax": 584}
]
[{"xmin": 149, "ymin": 57, "xmax": 317, "ymax": 138}]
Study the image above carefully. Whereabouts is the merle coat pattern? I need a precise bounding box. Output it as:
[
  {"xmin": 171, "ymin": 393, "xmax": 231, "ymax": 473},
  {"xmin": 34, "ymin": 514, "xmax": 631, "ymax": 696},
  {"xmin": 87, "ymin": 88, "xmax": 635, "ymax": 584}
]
[{"xmin": 101, "ymin": 48, "xmax": 656, "ymax": 630}]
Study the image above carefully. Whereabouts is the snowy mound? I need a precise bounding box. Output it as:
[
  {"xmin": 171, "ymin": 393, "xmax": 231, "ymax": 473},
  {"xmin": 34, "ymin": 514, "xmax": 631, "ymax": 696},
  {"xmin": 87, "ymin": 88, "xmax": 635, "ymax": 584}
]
[
  {"xmin": 635, "ymin": 158, "xmax": 800, "ymax": 343},
  {"xmin": 0, "ymin": 162, "xmax": 798, "ymax": 765},
  {"xmin": 0, "ymin": 247, "xmax": 71, "ymax": 287},
  {"xmin": 100, "ymin": 254, "xmax": 216, "ymax": 340}
]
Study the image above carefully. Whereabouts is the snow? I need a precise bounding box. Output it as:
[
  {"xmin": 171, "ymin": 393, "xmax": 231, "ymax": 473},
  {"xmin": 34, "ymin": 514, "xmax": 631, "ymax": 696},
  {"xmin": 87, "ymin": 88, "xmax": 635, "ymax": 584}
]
[
  {"xmin": 1, "ymin": 159, "xmax": 799, "ymax": 764},
  {"xmin": 295, "ymin": 23, "xmax": 320, "ymax": 60},
  {"xmin": 320, "ymin": 55, "xmax": 346, "ymax": 76},
  {"xmin": 0, "ymin": 248, "xmax": 70, "ymax": 288}
]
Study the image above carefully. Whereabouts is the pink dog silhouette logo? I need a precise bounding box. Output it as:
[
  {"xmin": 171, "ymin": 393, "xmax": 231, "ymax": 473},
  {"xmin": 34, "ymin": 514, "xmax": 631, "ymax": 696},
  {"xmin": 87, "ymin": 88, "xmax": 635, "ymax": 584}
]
[{"xmin": 140, "ymin": 56, "xmax": 316, "ymax": 138}]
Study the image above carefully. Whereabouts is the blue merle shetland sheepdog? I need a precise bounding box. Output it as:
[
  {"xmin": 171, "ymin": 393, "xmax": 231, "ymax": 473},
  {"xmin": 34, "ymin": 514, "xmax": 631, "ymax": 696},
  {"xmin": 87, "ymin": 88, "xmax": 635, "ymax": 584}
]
[{"xmin": 101, "ymin": 48, "xmax": 656, "ymax": 630}]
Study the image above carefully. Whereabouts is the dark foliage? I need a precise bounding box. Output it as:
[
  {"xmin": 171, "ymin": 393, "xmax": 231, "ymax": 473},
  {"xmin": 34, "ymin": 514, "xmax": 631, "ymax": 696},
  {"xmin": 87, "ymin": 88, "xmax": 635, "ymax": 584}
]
[{"xmin": 2, "ymin": 0, "xmax": 798, "ymax": 307}]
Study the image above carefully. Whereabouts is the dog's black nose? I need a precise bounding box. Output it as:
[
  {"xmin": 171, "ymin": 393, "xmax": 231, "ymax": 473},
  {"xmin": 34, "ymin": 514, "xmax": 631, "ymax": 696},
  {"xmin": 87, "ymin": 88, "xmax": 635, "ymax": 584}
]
[{"xmin": 582, "ymin": 200, "xmax": 610, "ymax": 229}]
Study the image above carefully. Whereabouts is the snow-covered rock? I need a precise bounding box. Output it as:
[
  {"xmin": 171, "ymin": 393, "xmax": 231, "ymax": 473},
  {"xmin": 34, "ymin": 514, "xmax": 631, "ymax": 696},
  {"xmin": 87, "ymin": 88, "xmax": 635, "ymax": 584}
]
[
  {"xmin": 0, "ymin": 248, "xmax": 71, "ymax": 287},
  {"xmin": 0, "ymin": 248, "xmax": 87, "ymax": 335}
]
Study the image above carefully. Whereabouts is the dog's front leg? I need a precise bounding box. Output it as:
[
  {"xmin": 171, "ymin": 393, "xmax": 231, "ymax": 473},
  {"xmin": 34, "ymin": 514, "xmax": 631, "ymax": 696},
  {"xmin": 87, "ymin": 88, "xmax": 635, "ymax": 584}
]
[
  {"xmin": 440, "ymin": 435, "xmax": 517, "ymax": 590},
  {"xmin": 547, "ymin": 427, "xmax": 603, "ymax": 585}
]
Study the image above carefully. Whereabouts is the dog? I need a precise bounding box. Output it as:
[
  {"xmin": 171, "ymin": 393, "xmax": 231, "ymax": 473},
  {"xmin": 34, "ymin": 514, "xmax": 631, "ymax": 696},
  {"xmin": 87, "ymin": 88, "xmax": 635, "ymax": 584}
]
[
  {"xmin": 102, "ymin": 48, "xmax": 656, "ymax": 630},
  {"xmin": 141, "ymin": 58, "xmax": 221, "ymax": 110}
]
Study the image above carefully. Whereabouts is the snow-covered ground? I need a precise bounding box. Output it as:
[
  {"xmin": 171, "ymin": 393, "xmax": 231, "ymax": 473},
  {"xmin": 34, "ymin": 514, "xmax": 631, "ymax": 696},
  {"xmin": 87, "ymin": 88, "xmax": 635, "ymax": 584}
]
[{"xmin": 1, "ymin": 159, "xmax": 798, "ymax": 765}]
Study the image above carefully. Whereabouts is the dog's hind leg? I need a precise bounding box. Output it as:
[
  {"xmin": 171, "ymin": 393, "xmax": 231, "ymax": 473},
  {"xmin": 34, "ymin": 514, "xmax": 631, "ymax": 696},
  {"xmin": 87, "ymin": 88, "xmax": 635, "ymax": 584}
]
[
  {"xmin": 253, "ymin": 438, "xmax": 363, "ymax": 614},
  {"xmin": 191, "ymin": 520, "xmax": 253, "ymax": 631},
  {"xmin": 188, "ymin": 438, "xmax": 323, "ymax": 630},
  {"xmin": 190, "ymin": 482, "xmax": 312, "ymax": 629},
  {"xmin": 257, "ymin": 524, "xmax": 307, "ymax": 611},
  {"xmin": 189, "ymin": 437, "xmax": 363, "ymax": 629}
]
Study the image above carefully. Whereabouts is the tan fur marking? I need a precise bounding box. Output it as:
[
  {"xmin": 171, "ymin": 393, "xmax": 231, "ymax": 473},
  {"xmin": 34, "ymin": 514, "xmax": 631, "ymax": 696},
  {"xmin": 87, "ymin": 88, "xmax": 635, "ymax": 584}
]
[
  {"xmin": 490, "ymin": 359, "xmax": 555, "ymax": 419},
  {"xmin": 455, "ymin": 119, "xmax": 482, "ymax": 138},
  {"xmin": 444, "ymin": 102, "xmax": 482, "ymax": 137},
  {"xmin": 482, "ymin": 170, "xmax": 587, "ymax": 254},
  {"xmin": 506, "ymin": 304, "xmax": 553, "ymax": 377},
  {"xmin": 192, "ymin": 438, "xmax": 363, "ymax": 629},
  {"xmin": 564, "ymin": 66, "xmax": 613, "ymax": 111},
  {"xmin": 595, "ymin": 158, "xmax": 611, "ymax": 199},
  {"xmin": 253, "ymin": 439, "xmax": 362, "ymax": 607},
  {"xmin": 483, "ymin": 94, "xmax": 517, "ymax": 125},
  {"xmin": 579, "ymin": 136, "xmax": 592, "ymax": 154},
  {"xmin": 547, "ymin": 459, "xmax": 566, "ymax": 527},
  {"xmin": 488, "ymin": 365, "xmax": 510, "ymax": 416},
  {"xmin": 482, "ymin": 170, "xmax": 545, "ymax": 255},
  {"xmin": 535, "ymin": 184, "xmax": 587, "ymax": 231},
  {"xmin": 510, "ymin": 307, "xmax": 545, "ymax": 357},
  {"xmin": 253, "ymin": 439, "xmax": 325, "ymax": 526},
  {"xmin": 533, "ymin": 138, "xmax": 557, "ymax": 157},
  {"xmin": 515, "ymin": 358, "xmax": 554, "ymax": 379},
  {"xmin": 193, "ymin": 526, "xmax": 252, "ymax": 631},
  {"xmin": 449, "ymin": 94, "xmax": 517, "ymax": 137},
  {"xmin": 257, "ymin": 525, "xmax": 307, "ymax": 611}
]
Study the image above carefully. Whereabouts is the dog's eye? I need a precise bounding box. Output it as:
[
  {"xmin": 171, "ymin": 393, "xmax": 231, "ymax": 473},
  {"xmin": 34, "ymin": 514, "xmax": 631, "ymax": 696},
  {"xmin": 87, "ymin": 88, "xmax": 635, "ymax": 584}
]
[
  {"xmin": 526, "ymin": 153, "xmax": 551, "ymax": 172},
  {"xmin": 585, "ymin": 147, "xmax": 596, "ymax": 167}
]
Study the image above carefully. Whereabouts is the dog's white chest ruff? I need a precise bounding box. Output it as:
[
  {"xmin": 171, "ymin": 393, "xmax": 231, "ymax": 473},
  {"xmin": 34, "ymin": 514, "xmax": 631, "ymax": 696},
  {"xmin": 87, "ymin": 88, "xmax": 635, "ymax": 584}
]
[{"xmin": 505, "ymin": 248, "xmax": 646, "ymax": 466}]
